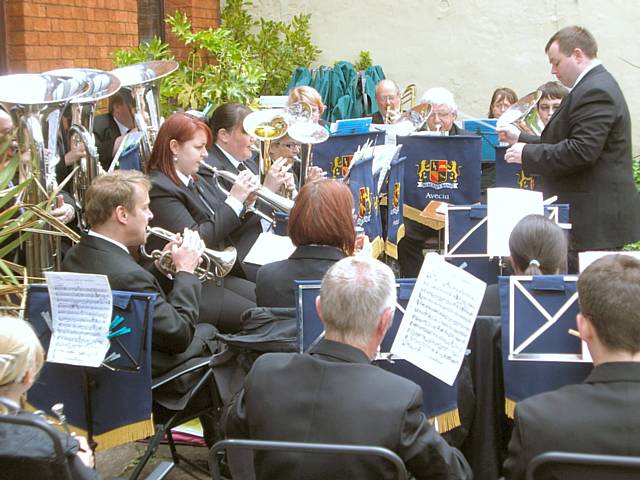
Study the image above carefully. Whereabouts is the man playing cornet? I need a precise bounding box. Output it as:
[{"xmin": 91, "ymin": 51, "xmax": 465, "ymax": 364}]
[
  {"xmin": 62, "ymin": 171, "xmax": 221, "ymax": 442},
  {"xmin": 372, "ymin": 79, "xmax": 402, "ymax": 124}
]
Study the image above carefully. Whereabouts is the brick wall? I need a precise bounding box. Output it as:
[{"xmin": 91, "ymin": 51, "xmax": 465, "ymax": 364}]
[
  {"xmin": 6, "ymin": 0, "xmax": 138, "ymax": 73},
  {"xmin": 164, "ymin": 0, "xmax": 219, "ymax": 60}
]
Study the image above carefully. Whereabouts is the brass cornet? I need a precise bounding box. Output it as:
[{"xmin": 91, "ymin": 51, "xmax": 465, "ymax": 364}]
[
  {"xmin": 199, "ymin": 161, "xmax": 294, "ymax": 223},
  {"xmin": 141, "ymin": 226, "xmax": 237, "ymax": 280}
]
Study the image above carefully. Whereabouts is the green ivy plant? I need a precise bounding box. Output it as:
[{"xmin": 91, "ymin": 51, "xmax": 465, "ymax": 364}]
[{"xmin": 221, "ymin": 0, "xmax": 321, "ymax": 95}]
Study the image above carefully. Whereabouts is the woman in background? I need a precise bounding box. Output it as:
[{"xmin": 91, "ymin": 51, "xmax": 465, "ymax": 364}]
[
  {"xmin": 0, "ymin": 317, "xmax": 96, "ymax": 479},
  {"xmin": 488, "ymin": 87, "xmax": 518, "ymax": 119},
  {"xmin": 255, "ymin": 179, "xmax": 356, "ymax": 308}
]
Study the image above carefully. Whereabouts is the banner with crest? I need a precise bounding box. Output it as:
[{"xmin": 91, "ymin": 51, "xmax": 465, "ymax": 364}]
[
  {"xmin": 312, "ymin": 131, "xmax": 383, "ymax": 180},
  {"xmin": 398, "ymin": 135, "xmax": 482, "ymax": 225},
  {"xmin": 495, "ymin": 145, "xmax": 538, "ymax": 190},
  {"xmin": 385, "ymin": 156, "xmax": 406, "ymax": 259},
  {"xmin": 347, "ymin": 156, "xmax": 383, "ymax": 258}
]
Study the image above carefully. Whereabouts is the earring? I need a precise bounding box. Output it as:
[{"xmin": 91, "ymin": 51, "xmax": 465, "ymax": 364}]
[{"xmin": 173, "ymin": 154, "xmax": 178, "ymax": 163}]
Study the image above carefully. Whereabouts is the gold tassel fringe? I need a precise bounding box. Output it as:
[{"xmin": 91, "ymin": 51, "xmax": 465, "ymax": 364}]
[
  {"xmin": 505, "ymin": 398, "xmax": 517, "ymax": 419},
  {"xmin": 429, "ymin": 408, "xmax": 461, "ymax": 433}
]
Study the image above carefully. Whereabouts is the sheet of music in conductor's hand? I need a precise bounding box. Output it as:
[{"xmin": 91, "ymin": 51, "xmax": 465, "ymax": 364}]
[{"xmin": 391, "ymin": 253, "xmax": 486, "ymax": 385}]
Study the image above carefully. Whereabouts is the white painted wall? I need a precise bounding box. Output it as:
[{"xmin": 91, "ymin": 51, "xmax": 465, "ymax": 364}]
[{"xmin": 228, "ymin": 0, "xmax": 640, "ymax": 151}]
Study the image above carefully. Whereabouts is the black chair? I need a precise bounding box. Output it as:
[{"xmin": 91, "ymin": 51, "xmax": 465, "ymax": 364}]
[
  {"xmin": 209, "ymin": 439, "xmax": 409, "ymax": 480},
  {"xmin": 0, "ymin": 408, "xmax": 74, "ymax": 480},
  {"xmin": 130, "ymin": 357, "xmax": 218, "ymax": 480},
  {"xmin": 527, "ymin": 451, "xmax": 640, "ymax": 480}
]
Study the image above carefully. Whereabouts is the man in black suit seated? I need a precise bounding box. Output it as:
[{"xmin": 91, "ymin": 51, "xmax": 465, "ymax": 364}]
[
  {"xmin": 504, "ymin": 254, "xmax": 640, "ymax": 479},
  {"xmin": 398, "ymin": 87, "xmax": 468, "ymax": 278},
  {"xmin": 93, "ymin": 91, "xmax": 135, "ymax": 171},
  {"xmin": 225, "ymin": 256, "xmax": 472, "ymax": 480},
  {"xmin": 372, "ymin": 79, "xmax": 402, "ymax": 124},
  {"xmin": 62, "ymin": 171, "xmax": 220, "ymax": 432},
  {"xmin": 502, "ymin": 26, "xmax": 640, "ymax": 269}
]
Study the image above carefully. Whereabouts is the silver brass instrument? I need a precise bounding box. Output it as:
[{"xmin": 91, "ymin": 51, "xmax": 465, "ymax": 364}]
[
  {"xmin": 286, "ymin": 102, "xmax": 329, "ymax": 189},
  {"xmin": 199, "ymin": 161, "xmax": 294, "ymax": 223},
  {"xmin": 0, "ymin": 73, "xmax": 90, "ymax": 278},
  {"xmin": 242, "ymin": 108, "xmax": 288, "ymax": 187},
  {"xmin": 110, "ymin": 61, "xmax": 179, "ymax": 167},
  {"xmin": 142, "ymin": 226, "xmax": 237, "ymax": 279},
  {"xmin": 497, "ymin": 90, "xmax": 544, "ymax": 136},
  {"xmin": 45, "ymin": 68, "xmax": 121, "ymax": 229},
  {"xmin": 51, "ymin": 403, "xmax": 72, "ymax": 436}
]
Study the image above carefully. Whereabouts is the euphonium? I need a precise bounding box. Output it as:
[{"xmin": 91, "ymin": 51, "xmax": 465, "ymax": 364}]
[
  {"xmin": 110, "ymin": 61, "xmax": 179, "ymax": 167},
  {"xmin": 142, "ymin": 226, "xmax": 237, "ymax": 279},
  {"xmin": 497, "ymin": 90, "xmax": 544, "ymax": 136},
  {"xmin": 45, "ymin": 68, "xmax": 121, "ymax": 229},
  {"xmin": 286, "ymin": 103, "xmax": 329, "ymax": 190},
  {"xmin": 199, "ymin": 161, "xmax": 294, "ymax": 223},
  {"xmin": 0, "ymin": 73, "xmax": 90, "ymax": 278}
]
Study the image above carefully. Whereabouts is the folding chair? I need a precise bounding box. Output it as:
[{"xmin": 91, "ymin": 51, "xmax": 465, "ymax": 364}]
[
  {"xmin": 209, "ymin": 439, "xmax": 408, "ymax": 480},
  {"xmin": 527, "ymin": 451, "xmax": 640, "ymax": 480},
  {"xmin": 0, "ymin": 404, "xmax": 74, "ymax": 480}
]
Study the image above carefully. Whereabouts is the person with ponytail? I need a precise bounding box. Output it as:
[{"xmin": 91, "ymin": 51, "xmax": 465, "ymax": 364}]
[
  {"xmin": 0, "ymin": 316, "xmax": 96, "ymax": 479},
  {"xmin": 479, "ymin": 214, "xmax": 568, "ymax": 315}
]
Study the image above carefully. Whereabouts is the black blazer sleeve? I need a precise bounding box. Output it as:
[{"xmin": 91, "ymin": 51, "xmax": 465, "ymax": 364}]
[
  {"xmin": 148, "ymin": 171, "xmax": 242, "ymax": 250},
  {"xmin": 93, "ymin": 114, "xmax": 120, "ymax": 171}
]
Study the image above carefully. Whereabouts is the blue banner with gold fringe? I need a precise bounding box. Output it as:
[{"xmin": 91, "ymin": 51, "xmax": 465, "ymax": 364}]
[
  {"xmin": 398, "ymin": 135, "xmax": 481, "ymax": 225},
  {"xmin": 385, "ymin": 156, "xmax": 406, "ymax": 259},
  {"xmin": 312, "ymin": 132, "xmax": 382, "ymax": 180},
  {"xmin": 348, "ymin": 155, "xmax": 383, "ymax": 258}
]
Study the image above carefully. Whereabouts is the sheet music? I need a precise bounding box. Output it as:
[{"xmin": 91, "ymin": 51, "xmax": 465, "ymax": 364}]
[
  {"xmin": 391, "ymin": 253, "xmax": 486, "ymax": 385},
  {"xmin": 578, "ymin": 251, "xmax": 640, "ymax": 272},
  {"xmin": 45, "ymin": 272, "xmax": 112, "ymax": 367},
  {"xmin": 487, "ymin": 187, "xmax": 543, "ymax": 257},
  {"xmin": 243, "ymin": 232, "xmax": 296, "ymax": 266}
]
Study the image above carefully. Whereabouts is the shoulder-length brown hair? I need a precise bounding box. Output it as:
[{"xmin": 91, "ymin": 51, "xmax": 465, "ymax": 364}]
[
  {"xmin": 488, "ymin": 87, "xmax": 518, "ymax": 118},
  {"xmin": 146, "ymin": 112, "xmax": 212, "ymax": 185},
  {"xmin": 208, "ymin": 103, "xmax": 251, "ymax": 143},
  {"xmin": 288, "ymin": 179, "xmax": 355, "ymax": 256}
]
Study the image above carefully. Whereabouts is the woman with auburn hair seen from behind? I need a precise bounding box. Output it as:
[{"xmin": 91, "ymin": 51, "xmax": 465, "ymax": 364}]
[
  {"xmin": 0, "ymin": 317, "xmax": 96, "ymax": 479},
  {"xmin": 145, "ymin": 112, "xmax": 257, "ymax": 333},
  {"xmin": 255, "ymin": 179, "xmax": 356, "ymax": 308}
]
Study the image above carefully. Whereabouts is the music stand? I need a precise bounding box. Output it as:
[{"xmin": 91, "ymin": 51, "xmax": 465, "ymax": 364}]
[{"xmin": 25, "ymin": 284, "xmax": 156, "ymax": 451}]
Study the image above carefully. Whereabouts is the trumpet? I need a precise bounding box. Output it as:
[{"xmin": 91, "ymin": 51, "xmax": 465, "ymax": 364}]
[
  {"xmin": 199, "ymin": 161, "xmax": 294, "ymax": 223},
  {"xmin": 141, "ymin": 226, "xmax": 237, "ymax": 280}
]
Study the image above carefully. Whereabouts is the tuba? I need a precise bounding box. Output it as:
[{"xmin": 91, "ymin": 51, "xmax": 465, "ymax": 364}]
[
  {"xmin": 0, "ymin": 73, "xmax": 89, "ymax": 278},
  {"xmin": 45, "ymin": 68, "xmax": 121, "ymax": 229},
  {"xmin": 142, "ymin": 226, "xmax": 237, "ymax": 279},
  {"xmin": 110, "ymin": 61, "xmax": 179, "ymax": 167},
  {"xmin": 497, "ymin": 90, "xmax": 544, "ymax": 136},
  {"xmin": 199, "ymin": 161, "xmax": 294, "ymax": 223}
]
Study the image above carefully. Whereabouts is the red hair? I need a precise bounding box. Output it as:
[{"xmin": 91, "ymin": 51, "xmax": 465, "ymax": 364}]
[
  {"xmin": 146, "ymin": 112, "xmax": 212, "ymax": 185},
  {"xmin": 288, "ymin": 179, "xmax": 355, "ymax": 256}
]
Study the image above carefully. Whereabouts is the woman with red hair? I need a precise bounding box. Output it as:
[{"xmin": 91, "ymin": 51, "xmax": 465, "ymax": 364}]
[
  {"xmin": 255, "ymin": 179, "xmax": 356, "ymax": 308},
  {"xmin": 146, "ymin": 112, "xmax": 257, "ymax": 333}
]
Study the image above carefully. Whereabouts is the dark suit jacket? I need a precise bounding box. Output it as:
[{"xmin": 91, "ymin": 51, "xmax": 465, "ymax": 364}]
[
  {"xmin": 224, "ymin": 339, "xmax": 472, "ymax": 480},
  {"xmin": 62, "ymin": 234, "xmax": 203, "ymax": 377},
  {"xmin": 371, "ymin": 110, "xmax": 385, "ymax": 124},
  {"xmin": 503, "ymin": 362, "xmax": 640, "ymax": 480},
  {"xmin": 255, "ymin": 245, "xmax": 345, "ymax": 308},
  {"xmin": 93, "ymin": 113, "xmax": 121, "ymax": 171},
  {"xmin": 521, "ymin": 65, "xmax": 640, "ymax": 250}
]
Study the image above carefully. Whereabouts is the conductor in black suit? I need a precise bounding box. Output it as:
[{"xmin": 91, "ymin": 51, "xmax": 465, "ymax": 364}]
[
  {"xmin": 255, "ymin": 179, "xmax": 354, "ymax": 308},
  {"xmin": 503, "ymin": 254, "xmax": 640, "ymax": 479},
  {"xmin": 502, "ymin": 26, "xmax": 640, "ymax": 265},
  {"xmin": 145, "ymin": 112, "xmax": 258, "ymax": 333},
  {"xmin": 225, "ymin": 256, "xmax": 472, "ymax": 480},
  {"xmin": 200, "ymin": 103, "xmax": 295, "ymax": 281}
]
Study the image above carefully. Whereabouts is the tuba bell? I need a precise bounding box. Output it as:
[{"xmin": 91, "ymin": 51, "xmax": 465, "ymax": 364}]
[
  {"xmin": 0, "ymin": 73, "xmax": 90, "ymax": 278},
  {"xmin": 110, "ymin": 61, "xmax": 179, "ymax": 167},
  {"xmin": 45, "ymin": 68, "xmax": 121, "ymax": 229},
  {"xmin": 497, "ymin": 90, "xmax": 544, "ymax": 136}
]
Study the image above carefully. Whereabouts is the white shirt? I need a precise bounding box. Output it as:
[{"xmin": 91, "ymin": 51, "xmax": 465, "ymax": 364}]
[
  {"xmin": 113, "ymin": 116, "xmax": 129, "ymax": 136},
  {"xmin": 88, "ymin": 229, "xmax": 129, "ymax": 254},
  {"xmin": 570, "ymin": 59, "xmax": 602, "ymax": 91}
]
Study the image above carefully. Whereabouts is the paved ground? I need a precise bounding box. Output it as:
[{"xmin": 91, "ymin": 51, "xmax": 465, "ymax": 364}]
[{"xmin": 96, "ymin": 441, "xmax": 211, "ymax": 480}]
